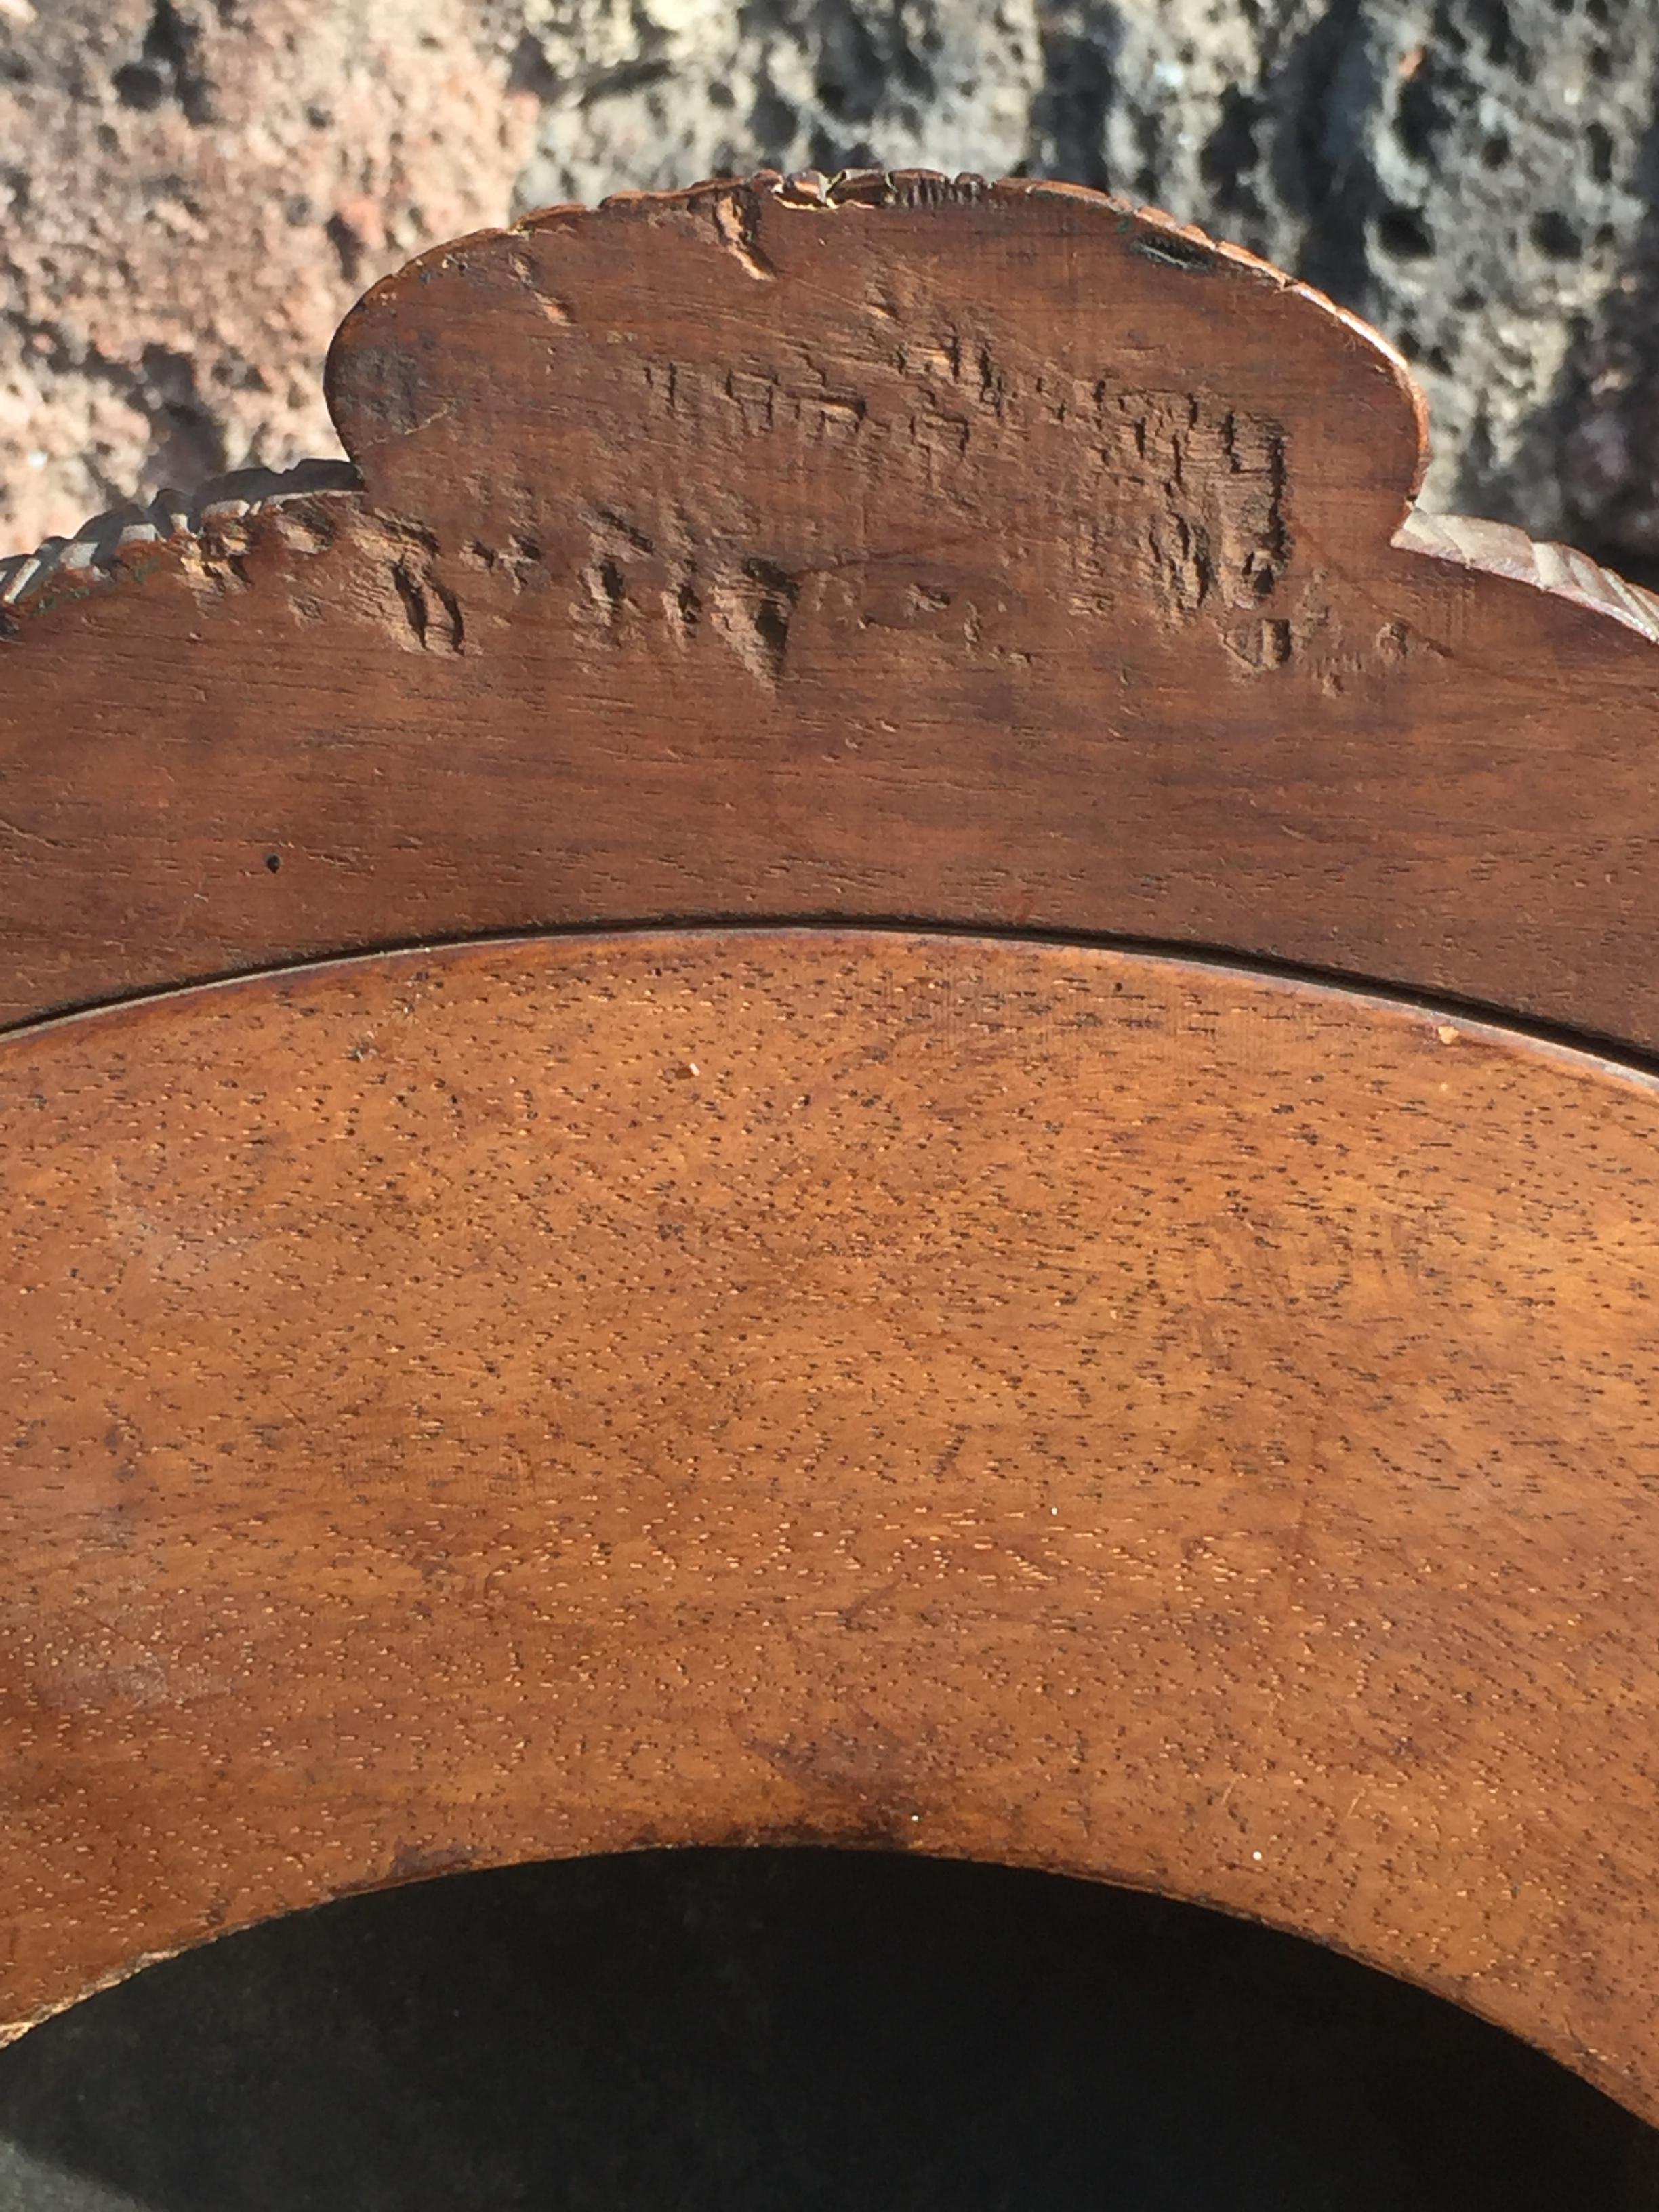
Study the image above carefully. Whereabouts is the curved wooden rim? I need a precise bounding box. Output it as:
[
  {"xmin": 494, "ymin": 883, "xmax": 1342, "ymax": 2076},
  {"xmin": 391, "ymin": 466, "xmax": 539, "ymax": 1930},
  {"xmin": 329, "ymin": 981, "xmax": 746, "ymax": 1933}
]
[
  {"xmin": 5, "ymin": 928, "xmax": 1659, "ymax": 2121},
  {"xmin": 21, "ymin": 917, "xmax": 1659, "ymax": 1078}
]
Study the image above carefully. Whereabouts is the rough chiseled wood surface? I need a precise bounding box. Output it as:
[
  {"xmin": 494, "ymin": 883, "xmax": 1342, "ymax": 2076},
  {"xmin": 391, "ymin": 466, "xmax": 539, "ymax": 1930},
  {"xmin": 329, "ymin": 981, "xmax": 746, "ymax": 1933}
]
[
  {"xmin": 5, "ymin": 930, "xmax": 1659, "ymax": 2119},
  {"xmin": 2, "ymin": 173, "xmax": 1658, "ymax": 1047}
]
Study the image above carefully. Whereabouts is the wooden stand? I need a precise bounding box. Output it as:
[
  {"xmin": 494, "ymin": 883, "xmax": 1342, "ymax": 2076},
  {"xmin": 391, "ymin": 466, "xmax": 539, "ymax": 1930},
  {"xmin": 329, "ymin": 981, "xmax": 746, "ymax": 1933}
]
[{"xmin": 3, "ymin": 172, "xmax": 1658, "ymax": 2123}]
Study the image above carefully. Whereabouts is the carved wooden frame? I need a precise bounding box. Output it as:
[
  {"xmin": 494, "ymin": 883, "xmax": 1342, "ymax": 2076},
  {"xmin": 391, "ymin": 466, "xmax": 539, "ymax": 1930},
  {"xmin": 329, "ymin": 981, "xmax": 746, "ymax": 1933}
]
[{"xmin": 3, "ymin": 172, "xmax": 1658, "ymax": 2125}]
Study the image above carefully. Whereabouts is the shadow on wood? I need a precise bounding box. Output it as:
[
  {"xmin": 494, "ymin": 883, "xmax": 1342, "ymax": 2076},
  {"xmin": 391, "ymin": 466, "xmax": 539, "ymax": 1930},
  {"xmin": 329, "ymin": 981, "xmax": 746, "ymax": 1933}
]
[{"xmin": 1, "ymin": 1851, "xmax": 1654, "ymax": 2211}]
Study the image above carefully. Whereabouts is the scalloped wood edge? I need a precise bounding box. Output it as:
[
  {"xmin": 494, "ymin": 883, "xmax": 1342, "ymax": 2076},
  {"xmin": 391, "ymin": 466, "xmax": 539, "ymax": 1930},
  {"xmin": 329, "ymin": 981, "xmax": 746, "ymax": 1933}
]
[
  {"xmin": 0, "ymin": 459, "xmax": 360, "ymax": 616},
  {"xmin": 6, "ymin": 173, "xmax": 1656, "ymax": 645},
  {"xmin": 1393, "ymin": 509, "xmax": 1659, "ymax": 645},
  {"xmin": 11, "ymin": 465, "xmax": 1656, "ymax": 650}
]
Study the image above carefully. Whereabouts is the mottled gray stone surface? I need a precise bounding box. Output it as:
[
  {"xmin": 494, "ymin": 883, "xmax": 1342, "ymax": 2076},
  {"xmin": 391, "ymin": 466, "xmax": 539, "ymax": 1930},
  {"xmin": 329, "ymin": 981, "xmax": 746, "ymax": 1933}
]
[{"xmin": 2, "ymin": 0, "xmax": 1658, "ymax": 569}]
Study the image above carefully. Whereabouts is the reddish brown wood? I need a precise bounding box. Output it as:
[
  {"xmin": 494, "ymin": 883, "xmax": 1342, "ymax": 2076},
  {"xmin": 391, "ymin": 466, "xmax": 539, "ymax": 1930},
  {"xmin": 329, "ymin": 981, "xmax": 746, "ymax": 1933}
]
[
  {"xmin": 5, "ymin": 173, "xmax": 1659, "ymax": 2128},
  {"xmin": 2, "ymin": 173, "xmax": 1658, "ymax": 1046},
  {"xmin": 5, "ymin": 930, "xmax": 1659, "ymax": 2117}
]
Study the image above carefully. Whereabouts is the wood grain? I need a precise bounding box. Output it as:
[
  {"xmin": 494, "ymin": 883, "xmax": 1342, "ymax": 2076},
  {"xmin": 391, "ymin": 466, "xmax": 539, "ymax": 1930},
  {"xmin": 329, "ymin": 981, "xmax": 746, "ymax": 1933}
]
[
  {"xmin": 2, "ymin": 173, "xmax": 1659, "ymax": 1047},
  {"xmin": 5, "ymin": 928, "xmax": 1659, "ymax": 2118}
]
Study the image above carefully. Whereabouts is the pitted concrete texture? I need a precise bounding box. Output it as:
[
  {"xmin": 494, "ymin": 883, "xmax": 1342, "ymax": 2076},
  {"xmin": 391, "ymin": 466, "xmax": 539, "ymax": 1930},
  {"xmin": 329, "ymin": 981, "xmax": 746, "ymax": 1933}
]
[
  {"xmin": 0, "ymin": 0, "xmax": 537, "ymax": 552},
  {"xmin": 2, "ymin": 0, "xmax": 1658, "ymax": 564}
]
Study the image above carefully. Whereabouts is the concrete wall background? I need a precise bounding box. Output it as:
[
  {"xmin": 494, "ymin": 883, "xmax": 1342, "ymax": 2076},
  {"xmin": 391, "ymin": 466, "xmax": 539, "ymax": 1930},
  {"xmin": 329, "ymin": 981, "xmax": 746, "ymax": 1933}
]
[{"xmin": 3, "ymin": 0, "xmax": 1658, "ymax": 569}]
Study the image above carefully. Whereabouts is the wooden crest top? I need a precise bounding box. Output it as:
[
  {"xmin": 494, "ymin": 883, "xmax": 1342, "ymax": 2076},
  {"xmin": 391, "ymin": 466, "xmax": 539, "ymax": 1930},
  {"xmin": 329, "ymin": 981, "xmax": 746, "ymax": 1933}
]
[{"xmin": 0, "ymin": 171, "xmax": 1656, "ymax": 1042}]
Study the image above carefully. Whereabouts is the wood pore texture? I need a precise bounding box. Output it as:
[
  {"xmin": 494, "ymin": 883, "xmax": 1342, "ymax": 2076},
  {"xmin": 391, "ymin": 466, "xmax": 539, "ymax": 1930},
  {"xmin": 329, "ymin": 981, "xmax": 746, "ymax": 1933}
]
[
  {"xmin": 5, "ymin": 933, "xmax": 1659, "ymax": 2116},
  {"xmin": 3, "ymin": 173, "xmax": 1659, "ymax": 2127}
]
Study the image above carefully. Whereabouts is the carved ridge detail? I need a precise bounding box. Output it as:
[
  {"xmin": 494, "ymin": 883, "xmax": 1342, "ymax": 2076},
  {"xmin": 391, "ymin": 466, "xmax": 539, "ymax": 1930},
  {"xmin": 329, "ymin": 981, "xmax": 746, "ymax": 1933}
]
[
  {"xmin": 0, "ymin": 459, "xmax": 361, "ymax": 625},
  {"xmin": 1, "ymin": 176, "xmax": 1654, "ymax": 657},
  {"xmin": 1394, "ymin": 509, "xmax": 1659, "ymax": 646}
]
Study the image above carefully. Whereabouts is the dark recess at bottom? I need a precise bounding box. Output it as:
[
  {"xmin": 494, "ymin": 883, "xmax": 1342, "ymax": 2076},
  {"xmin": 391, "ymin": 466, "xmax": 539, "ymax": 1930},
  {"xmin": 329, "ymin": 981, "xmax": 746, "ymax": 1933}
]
[{"xmin": 0, "ymin": 1847, "xmax": 1654, "ymax": 2209}]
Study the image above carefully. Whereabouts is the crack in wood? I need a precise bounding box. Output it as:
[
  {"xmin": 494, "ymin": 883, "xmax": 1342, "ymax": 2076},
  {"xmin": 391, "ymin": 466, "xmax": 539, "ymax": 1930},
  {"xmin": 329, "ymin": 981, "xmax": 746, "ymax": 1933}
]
[{"xmin": 712, "ymin": 192, "xmax": 777, "ymax": 283}]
